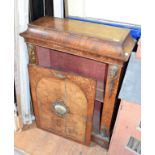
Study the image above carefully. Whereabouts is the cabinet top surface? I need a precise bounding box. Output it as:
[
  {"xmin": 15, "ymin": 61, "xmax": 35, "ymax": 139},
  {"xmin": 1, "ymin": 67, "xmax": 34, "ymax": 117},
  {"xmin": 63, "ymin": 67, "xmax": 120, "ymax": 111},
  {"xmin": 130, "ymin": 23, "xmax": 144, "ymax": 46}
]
[
  {"xmin": 21, "ymin": 16, "xmax": 136, "ymax": 63},
  {"xmin": 30, "ymin": 16, "xmax": 129, "ymax": 43}
]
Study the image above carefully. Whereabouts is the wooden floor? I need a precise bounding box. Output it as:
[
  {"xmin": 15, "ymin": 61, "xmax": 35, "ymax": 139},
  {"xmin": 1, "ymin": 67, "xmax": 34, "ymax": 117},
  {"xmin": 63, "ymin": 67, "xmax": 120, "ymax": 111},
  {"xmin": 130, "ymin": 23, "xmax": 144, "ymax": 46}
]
[{"xmin": 15, "ymin": 128, "xmax": 107, "ymax": 155}]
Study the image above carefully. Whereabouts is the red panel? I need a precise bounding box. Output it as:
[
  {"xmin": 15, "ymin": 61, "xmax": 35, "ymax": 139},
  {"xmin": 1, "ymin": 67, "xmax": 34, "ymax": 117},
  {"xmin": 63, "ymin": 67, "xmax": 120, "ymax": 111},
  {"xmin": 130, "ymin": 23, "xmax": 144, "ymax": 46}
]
[
  {"xmin": 36, "ymin": 46, "xmax": 107, "ymax": 81},
  {"xmin": 36, "ymin": 46, "xmax": 51, "ymax": 67}
]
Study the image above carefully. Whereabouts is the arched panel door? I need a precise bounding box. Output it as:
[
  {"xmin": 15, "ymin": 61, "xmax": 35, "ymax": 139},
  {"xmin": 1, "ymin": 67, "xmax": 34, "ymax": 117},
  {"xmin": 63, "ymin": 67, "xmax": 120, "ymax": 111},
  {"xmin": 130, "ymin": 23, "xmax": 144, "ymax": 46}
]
[{"xmin": 29, "ymin": 64, "xmax": 96, "ymax": 145}]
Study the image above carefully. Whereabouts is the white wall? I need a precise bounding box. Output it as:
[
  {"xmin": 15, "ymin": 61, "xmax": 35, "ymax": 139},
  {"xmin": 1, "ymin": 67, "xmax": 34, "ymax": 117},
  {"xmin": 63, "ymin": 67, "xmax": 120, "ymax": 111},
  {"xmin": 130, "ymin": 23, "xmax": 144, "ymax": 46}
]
[
  {"xmin": 53, "ymin": 0, "xmax": 64, "ymax": 18},
  {"xmin": 15, "ymin": 0, "xmax": 33, "ymax": 125},
  {"xmin": 67, "ymin": 0, "xmax": 141, "ymax": 25}
]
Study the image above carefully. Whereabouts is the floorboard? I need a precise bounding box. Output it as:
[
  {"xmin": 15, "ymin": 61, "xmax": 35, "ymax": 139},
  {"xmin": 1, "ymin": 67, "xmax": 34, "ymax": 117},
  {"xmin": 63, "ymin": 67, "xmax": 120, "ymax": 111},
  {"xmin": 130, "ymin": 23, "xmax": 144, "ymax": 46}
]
[{"xmin": 15, "ymin": 128, "xmax": 107, "ymax": 155}]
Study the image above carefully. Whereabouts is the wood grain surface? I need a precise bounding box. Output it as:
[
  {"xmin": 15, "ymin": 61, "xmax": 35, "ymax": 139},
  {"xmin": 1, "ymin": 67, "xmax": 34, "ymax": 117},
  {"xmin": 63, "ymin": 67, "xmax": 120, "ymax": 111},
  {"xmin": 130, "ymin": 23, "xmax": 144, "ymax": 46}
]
[
  {"xmin": 28, "ymin": 64, "xmax": 96, "ymax": 145},
  {"xmin": 100, "ymin": 64, "xmax": 123, "ymax": 137},
  {"xmin": 20, "ymin": 16, "xmax": 136, "ymax": 63},
  {"xmin": 15, "ymin": 128, "xmax": 107, "ymax": 155}
]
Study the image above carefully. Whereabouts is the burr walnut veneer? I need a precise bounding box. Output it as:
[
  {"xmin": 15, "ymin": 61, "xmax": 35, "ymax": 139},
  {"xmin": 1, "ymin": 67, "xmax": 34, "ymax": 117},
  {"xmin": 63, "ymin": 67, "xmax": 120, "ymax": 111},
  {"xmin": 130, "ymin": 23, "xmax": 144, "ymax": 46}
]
[{"xmin": 20, "ymin": 16, "xmax": 135, "ymax": 148}]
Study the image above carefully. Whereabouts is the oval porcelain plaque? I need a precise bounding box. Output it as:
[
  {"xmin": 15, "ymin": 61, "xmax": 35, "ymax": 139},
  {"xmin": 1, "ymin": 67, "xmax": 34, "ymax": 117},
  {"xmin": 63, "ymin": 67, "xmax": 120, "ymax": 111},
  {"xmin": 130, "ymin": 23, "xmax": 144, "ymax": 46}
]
[{"xmin": 52, "ymin": 101, "xmax": 69, "ymax": 117}]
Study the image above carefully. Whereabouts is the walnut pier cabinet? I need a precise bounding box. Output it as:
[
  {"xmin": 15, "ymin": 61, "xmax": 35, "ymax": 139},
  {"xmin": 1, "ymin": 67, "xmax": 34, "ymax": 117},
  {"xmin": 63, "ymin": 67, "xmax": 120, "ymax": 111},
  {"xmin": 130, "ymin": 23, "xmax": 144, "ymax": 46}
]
[{"xmin": 21, "ymin": 16, "xmax": 135, "ymax": 148}]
